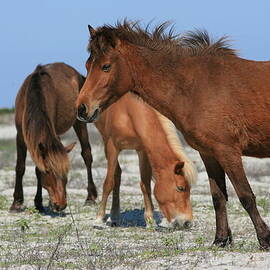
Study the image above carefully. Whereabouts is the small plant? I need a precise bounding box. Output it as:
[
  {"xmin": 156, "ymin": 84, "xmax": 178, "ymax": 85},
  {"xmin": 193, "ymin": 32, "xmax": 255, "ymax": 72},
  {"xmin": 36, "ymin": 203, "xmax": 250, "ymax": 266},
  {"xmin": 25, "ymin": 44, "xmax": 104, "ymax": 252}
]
[
  {"xmin": 146, "ymin": 217, "xmax": 155, "ymax": 230},
  {"xmin": 161, "ymin": 236, "xmax": 178, "ymax": 247},
  {"xmin": 89, "ymin": 243, "xmax": 100, "ymax": 253},
  {"xmin": 0, "ymin": 195, "xmax": 7, "ymax": 210},
  {"xmin": 195, "ymin": 235, "xmax": 207, "ymax": 246},
  {"xmin": 26, "ymin": 207, "xmax": 39, "ymax": 215},
  {"xmin": 15, "ymin": 218, "xmax": 31, "ymax": 232}
]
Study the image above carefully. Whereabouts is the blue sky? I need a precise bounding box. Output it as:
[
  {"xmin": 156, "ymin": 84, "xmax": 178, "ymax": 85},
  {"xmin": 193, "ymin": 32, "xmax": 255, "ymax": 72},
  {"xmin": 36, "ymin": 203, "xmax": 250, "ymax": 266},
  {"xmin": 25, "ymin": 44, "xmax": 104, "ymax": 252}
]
[{"xmin": 1, "ymin": 0, "xmax": 270, "ymax": 108}]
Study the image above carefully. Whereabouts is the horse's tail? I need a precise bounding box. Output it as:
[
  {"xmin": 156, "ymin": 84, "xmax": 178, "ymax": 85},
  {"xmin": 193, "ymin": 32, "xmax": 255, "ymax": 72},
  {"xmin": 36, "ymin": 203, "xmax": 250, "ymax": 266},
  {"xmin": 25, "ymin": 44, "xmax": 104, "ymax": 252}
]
[{"xmin": 22, "ymin": 65, "xmax": 70, "ymax": 177}]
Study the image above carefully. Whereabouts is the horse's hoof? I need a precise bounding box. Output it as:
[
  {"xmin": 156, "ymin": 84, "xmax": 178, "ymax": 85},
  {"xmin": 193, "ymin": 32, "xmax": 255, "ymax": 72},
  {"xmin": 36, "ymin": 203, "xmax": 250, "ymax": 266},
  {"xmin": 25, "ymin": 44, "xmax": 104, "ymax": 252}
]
[
  {"xmin": 212, "ymin": 228, "xmax": 233, "ymax": 248},
  {"xmin": 35, "ymin": 205, "xmax": 45, "ymax": 213},
  {"xmin": 259, "ymin": 234, "xmax": 270, "ymax": 250},
  {"xmin": 212, "ymin": 236, "xmax": 233, "ymax": 248},
  {"xmin": 110, "ymin": 221, "xmax": 118, "ymax": 227},
  {"xmin": 93, "ymin": 218, "xmax": 106, "ymax": 229},
  {"xmin": 9, "ymin": 204, "xmax": 25, "ymax": 213},
  {"xmin": 106, "ymin": 219, "xmax": 120, "ymax": 227},
  {"xmin": 146, "ymin": 221, "xmax": 157, "ymax": 230},
  {"xmin": 95, "ymin": 216, "xmax": 105, "ymax": 223},
  {"xmin": 84, "ymin": 199, "xmax": 96, "ymax": 206}
]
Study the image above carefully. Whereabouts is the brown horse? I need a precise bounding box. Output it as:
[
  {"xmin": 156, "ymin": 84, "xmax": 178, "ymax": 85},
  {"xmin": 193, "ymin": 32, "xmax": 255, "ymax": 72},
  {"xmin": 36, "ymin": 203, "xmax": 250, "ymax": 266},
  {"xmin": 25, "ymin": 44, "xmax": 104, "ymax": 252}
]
[
  {"xmin": 92, "ymin": 92, "xmax": 197, "ymax": 227},
  {"xmin": 11, "ymin": 62, "xmax": 97, "ymax": 213},
  {"xmin": 76, "ymin": 21, "xmax": 270, "ymax": 249}
]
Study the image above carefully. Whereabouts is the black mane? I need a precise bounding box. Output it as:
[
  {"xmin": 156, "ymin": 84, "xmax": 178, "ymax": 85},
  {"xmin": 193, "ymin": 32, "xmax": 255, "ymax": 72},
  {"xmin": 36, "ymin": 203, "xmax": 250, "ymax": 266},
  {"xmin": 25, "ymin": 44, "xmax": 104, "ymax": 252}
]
[{"xmin": 88, "ymin": 20, "xmax": 237, "ymax": 58}]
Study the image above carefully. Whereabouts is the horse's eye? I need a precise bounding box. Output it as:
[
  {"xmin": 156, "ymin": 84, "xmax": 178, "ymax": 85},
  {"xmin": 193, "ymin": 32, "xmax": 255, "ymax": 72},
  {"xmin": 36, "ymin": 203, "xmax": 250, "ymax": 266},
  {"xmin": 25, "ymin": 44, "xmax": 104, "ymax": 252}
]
[
  {"xmin": 176, "ymin": 186, "xmax": 185, "ymax": 192},
  {"xmin": 102, "ymin": 64, "xmax": 111, "ymax": 72}
]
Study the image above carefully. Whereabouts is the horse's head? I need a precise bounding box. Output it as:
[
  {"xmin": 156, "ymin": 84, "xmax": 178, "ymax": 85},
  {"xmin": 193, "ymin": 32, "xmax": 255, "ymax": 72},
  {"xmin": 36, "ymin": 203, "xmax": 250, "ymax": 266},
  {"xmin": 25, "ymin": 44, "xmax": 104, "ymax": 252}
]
[
  {"xmin": 76, "ymin": 25, "xmax": 134, "ymax": 123},
  {"xmin": 38, "ymin": 142, "xmax": 76, "ymax": 212},
  {"xmin": 41, "ymin": 171, "xmax": 67, "ymax": 212},
  {"xmin": 154, "ymin": 161, "xmax": 193, "ymax": 229}
]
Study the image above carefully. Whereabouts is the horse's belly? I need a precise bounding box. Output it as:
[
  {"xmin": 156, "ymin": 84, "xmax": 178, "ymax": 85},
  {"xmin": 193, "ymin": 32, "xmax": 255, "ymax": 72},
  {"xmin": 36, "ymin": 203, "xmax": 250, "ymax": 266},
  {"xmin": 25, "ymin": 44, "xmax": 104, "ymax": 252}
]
[
  {"xmin": 243, "ymin": 143, "xmax": 270, "ymax": 158},
  {"xmin": 55, "ymin": 108, "xmax": 76, "ymax": 135},
  {"xmin": 242, "ymin": 125, "xmax": 270, "ymax": 158}
]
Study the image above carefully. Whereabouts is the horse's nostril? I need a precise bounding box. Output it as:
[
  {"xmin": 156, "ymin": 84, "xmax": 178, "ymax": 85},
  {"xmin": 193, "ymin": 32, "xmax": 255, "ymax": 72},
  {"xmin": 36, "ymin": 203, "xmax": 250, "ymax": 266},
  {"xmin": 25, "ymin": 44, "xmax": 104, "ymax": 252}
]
[
  {"xmin": 78, "ymin": 103, "xmax": 88, "ymax": 117},
  {"xmin": 183, "ymin": 221, "xmax": 192, "ymax": 229}
]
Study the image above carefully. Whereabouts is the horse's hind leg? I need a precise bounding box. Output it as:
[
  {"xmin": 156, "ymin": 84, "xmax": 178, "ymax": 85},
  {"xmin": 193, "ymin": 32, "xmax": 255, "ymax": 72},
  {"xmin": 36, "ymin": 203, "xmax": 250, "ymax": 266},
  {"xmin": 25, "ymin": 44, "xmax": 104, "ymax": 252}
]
[
  {"xmin": 200, "ymin": 153, "xmax": 232, "ymax": 247},
  {"xmin": 109, "ymin": 162, "xmax": 122, "ymax": 226},
  {"xmin": 96, "ymin": 139, "xmax": 119, "ymax": 223},
  {"xmin": 214, "ymin": 146, "xmax": 270, "ymax": 249},
  {"xmin": 34, "ymin": 167, "xmax": 44, "ymax": 212},
  {"xmin": 73, "ymin": 120, "xmax": 97, "ymax": 205},
  {"xmin": 10, "ymin": 131, "xmax": 27, "ymax": 212},
  {"xmin": 138, "ymin": 150, "xmax": 155, "ymax": 227}
]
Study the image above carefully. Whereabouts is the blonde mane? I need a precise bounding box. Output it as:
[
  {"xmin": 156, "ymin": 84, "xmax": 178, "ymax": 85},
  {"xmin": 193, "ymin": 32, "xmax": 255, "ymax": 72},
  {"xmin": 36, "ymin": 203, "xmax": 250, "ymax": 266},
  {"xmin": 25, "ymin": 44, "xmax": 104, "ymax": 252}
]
[
  {"xmin": 129, "ymin": 92, "xmax": 197, "ymax": 185},
  {"xmin": 155, "ymin": 111, "xmax": 198, "ymax": 186}
]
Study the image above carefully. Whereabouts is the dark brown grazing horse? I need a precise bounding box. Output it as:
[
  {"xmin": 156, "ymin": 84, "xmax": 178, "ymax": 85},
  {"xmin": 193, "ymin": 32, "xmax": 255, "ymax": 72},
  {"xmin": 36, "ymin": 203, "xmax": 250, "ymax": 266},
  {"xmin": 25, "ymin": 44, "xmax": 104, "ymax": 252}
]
[
  {"xmin": 11, "ymin": 62, "xmax": 97, "ymax": 212},
  {"xmin": 76, "ymin": 21, "xmax": 270, "ymax": 249},
  {"xmin": 93, "ymin": 92, "xmax": 197, "ymax": 227}
]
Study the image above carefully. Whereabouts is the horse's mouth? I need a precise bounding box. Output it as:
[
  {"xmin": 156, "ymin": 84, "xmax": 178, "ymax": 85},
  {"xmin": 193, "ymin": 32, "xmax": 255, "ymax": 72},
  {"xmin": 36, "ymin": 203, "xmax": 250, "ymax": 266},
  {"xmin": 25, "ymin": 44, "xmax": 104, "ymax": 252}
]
[
  {"xmin": 87, "ymin": 108, "xmax": 100, "ymax": 123},
  {"xmin": 48, "ymin": 200, "xmax": 67, "ymax": 213},
  {"xmin": 158, "ymin": 217, "xmax": 192, "ymax": 230},
  {"xmin": 77, "ymin": 108, "xmax": 100, "ymax": 123}
]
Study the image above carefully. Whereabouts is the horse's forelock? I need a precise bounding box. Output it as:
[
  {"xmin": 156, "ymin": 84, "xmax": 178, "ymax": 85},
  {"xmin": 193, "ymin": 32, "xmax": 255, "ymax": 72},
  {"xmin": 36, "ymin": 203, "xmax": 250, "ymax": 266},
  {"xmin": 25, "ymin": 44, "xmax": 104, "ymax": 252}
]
[{"xmin": 88, "ymin": 27, "xmax": 118, "ymax": 58}]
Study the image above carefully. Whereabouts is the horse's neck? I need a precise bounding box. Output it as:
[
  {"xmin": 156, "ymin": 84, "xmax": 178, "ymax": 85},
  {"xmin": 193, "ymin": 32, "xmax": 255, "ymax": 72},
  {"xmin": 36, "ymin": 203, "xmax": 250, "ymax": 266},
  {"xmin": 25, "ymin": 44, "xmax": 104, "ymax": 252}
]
[
  {"xmin": 123, "ymin": 45, "xmax": 193, "ymax": 131},
  {"xmin": 130, "ymin": 100, "xmax": 180, "ymax": 169}
]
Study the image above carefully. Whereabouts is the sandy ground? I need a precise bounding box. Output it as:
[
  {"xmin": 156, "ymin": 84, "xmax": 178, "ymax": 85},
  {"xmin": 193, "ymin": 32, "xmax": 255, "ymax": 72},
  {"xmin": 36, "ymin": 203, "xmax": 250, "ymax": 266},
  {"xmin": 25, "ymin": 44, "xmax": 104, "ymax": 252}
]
[{"xmin": 0, "ymin": 113, "xmax": 270, "ymax": 269}]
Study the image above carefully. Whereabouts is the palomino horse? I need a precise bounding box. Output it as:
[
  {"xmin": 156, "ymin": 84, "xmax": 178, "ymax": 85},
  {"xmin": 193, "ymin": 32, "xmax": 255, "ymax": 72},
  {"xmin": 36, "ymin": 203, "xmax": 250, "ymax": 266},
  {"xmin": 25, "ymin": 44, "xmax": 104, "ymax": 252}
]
[
  {"xmin": 11, "ymin": 62, "xmax": 97, "ymax": 212},
  {"xmin": 77, "ymin": 21, "xmax": 270, "ymax": 249},
  {"xmin": 86, "ymin": 92, "xmax": 197, "ymax": 227}
]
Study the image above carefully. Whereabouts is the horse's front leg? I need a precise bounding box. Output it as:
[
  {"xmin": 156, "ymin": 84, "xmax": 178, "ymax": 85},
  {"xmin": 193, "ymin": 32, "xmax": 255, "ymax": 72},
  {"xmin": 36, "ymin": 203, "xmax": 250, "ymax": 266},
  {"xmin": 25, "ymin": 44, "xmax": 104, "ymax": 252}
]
[
  {"xmin": 34, "ymin": 167, "xmax": 45, "ymax": 212},
  {"xmin": 200, "ymin": 153, "xmax": 232, "ymax": 247},
  {"xmin": 73, "ymin": 120, "xmax": 97, "ymax": 205},
  {"xmin": 138, "ymin": 151, "xmax": 155, "ymax": 227},
  {"xmin": 96, "ymin": 140, "xmax": 119, "ymax": 223},
  {"xmin": 109, "ymin": 162, "xmax": 122, "ymax": 226}
]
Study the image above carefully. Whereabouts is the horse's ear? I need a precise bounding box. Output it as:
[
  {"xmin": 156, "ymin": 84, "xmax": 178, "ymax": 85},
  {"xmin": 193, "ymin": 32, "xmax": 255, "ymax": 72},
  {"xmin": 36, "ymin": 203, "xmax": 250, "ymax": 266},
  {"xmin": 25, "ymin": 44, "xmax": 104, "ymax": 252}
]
[
  {"xmin": 65, "ymin": 142, "xmax": 76, "ymax": 153},
  {"xmin": 39, "ymin": 143, "xmax": 47, "ymax": 159},
  {"xmin": 174, "ymin": 161, "xmax": 184, "ymax": 175},
  {"xmin": 88, "ymin": 25, "xmax": 96, "ymax": 38}
]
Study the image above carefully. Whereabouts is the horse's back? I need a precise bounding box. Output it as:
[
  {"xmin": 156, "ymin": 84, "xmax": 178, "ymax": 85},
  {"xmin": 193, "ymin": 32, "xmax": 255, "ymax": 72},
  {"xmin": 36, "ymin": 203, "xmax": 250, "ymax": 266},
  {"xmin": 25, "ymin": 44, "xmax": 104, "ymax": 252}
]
[
  {"xmin": 16, "ymin": 63, "xmax": 83, "ymax": 135},
  {"xmin": 96, "ymin": 93, "xmax": 174, "ymax": 153},
  {"xmin": 96, "ymin": 94, "xmax": 145, "ymax": 150},
  {"xmin": 42, "ymin": 63, "xmax": 83, "ymax": 134},
  {"xmin": 176, "ymin": 57, "xmax": 270, "ymax": 157},
  {"xmin": 216, "ymin": 58, "xmax": 270, "ymax": 156}
]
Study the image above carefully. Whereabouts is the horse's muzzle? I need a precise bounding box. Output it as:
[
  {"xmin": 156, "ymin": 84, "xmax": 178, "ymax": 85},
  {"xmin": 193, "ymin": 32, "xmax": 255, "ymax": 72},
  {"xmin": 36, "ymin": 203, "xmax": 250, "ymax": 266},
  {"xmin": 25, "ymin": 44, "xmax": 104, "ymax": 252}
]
[
  {"xmin": 77, "ymin": 103, "xmax": 89, "ymax": 122},
  {"xmin": 77, "ymin": 104, "xmax": 100, "ymax": 123},
  {"xmin": 49, "ymin": 201, "xmax": 67, "ymax": 212},
  {"xmin": 159, "ymin": 217, "xmax": 192, "ymax": 230}
]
